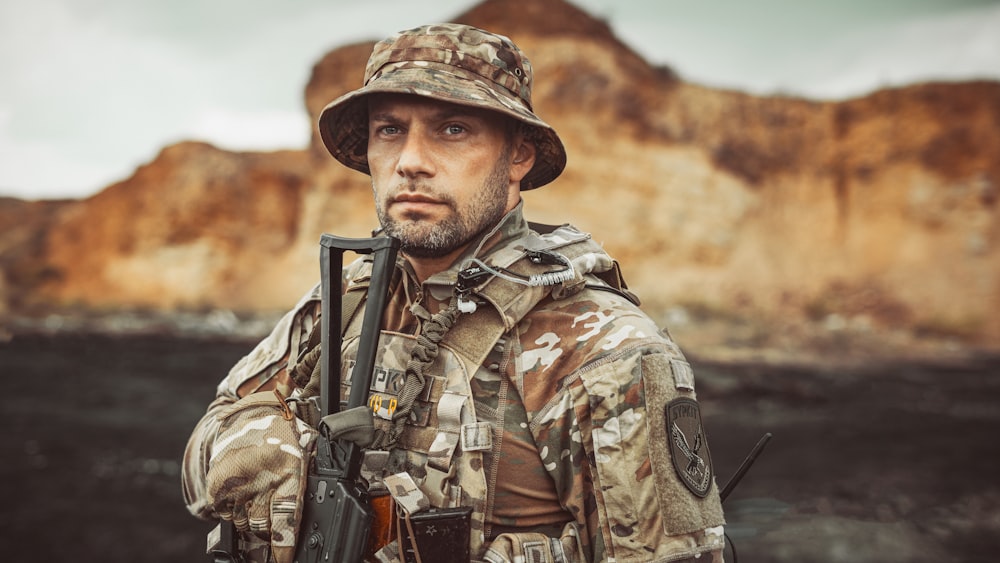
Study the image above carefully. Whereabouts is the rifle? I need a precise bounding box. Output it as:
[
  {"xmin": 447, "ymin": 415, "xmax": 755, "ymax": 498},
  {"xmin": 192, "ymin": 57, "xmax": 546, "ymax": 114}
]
[
  {"xmin": 206, "ymin": 234, "xmax": 399, "ymax": 563},
  {"xmin": 294, "ymin": 234, "xmax": 400, "ymax": 563}
]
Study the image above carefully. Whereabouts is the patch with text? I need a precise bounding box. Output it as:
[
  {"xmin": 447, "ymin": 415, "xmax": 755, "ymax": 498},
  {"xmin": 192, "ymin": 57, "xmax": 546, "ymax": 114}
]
[{"xmin": 665, "ymin": 397, "xmax": 713, "ymax": 497}]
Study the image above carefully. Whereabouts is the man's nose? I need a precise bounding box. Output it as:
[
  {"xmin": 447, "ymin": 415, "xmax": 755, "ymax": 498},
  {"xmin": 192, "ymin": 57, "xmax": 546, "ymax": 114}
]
[{"xmin": 396, "ymin": 132, "xmax": 435, "ymax": 179}]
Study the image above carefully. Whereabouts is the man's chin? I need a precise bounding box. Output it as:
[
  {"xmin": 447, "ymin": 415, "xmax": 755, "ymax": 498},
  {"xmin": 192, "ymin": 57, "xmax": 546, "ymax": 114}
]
[
  {"xmin": 399, "ymin": 244, "xmax": 454, "ymax": 259},
  {"xmin": 385, "ymin": 224, "xmax": 457, "ymax": 259},
  {"xmin": 405, "ymin": 230, "xmax": 476, "ymax": 259}
]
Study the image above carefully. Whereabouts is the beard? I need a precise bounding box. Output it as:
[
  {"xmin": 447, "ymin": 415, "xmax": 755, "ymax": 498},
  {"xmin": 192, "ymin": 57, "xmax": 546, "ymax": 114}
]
[{"xmin": 374, "ymin": 145, "xmax": 513, "ymax": 259}]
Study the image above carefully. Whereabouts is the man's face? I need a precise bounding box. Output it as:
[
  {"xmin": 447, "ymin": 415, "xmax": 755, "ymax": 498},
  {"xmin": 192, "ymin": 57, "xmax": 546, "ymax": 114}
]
[{"xmin": 367, "ymin": 94, "xmax": 530, "ymax": 259}]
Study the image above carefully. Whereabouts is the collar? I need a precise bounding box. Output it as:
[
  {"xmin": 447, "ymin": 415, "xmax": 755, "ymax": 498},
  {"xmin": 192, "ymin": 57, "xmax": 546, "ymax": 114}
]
[{"xmin": 414, "ymin": 201, "xmax": 531, "ymax": 296}]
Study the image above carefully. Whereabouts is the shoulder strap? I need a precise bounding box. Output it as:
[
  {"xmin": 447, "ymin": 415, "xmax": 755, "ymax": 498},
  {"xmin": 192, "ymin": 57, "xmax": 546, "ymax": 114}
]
[
  {"xmin": 291, "ymin": 282, "xmax": 369, "ymax": 395},
  {"xmin": 341, "ymin": 286, "xmax": 367, "ymax": 337},
  {"xmin": 300, "ymin": 283, "xmax": 367, "ymax": 353}
]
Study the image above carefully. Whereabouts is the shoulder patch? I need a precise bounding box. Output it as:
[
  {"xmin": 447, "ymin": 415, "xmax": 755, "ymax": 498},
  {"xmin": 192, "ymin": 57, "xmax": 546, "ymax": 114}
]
[{"xmin": 665, "ymin": 397, "xmax": 713, "ymax": 498}]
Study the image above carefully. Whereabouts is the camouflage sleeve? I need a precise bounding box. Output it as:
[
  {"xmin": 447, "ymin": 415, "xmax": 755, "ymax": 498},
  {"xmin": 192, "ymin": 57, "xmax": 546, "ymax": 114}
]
[
  {"xmin": 181, "ymin": 284, "xmax": 321, "ymax": 519},
  {"xmin": 527, "ymin": 308, "xmax": 726, "ymax": 561}
]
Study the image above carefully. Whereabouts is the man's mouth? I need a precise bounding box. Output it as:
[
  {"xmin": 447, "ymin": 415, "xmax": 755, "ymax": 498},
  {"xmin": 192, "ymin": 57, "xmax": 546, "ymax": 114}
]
[
  {"xmin": 388, "ymin": 191, "xmax": 453, "ymax": 218},
  {"xmin": 392, "ymin": 193, "xmax": 443, "ymax": 205}
]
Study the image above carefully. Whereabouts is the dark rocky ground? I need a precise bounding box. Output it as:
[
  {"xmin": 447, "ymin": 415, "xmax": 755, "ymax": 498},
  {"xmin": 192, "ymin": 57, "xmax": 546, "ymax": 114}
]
[{"xmin": 1, "ymin": 329, "xmax": 998, "ymax": 562}]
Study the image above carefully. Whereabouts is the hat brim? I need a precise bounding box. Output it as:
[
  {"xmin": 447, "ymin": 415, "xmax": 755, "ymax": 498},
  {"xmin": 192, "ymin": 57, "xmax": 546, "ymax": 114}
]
[{"xmin": 318, "ymin": 66, "xmax": 566, "ymax": 190}]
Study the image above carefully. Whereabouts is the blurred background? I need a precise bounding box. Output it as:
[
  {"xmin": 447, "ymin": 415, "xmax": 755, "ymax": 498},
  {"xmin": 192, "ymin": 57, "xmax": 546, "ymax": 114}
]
[
  {"xmin": 1, "ymin": 0, "xmax": 998, "ymax": 561},
  {"xmin": 2, "ymin": 0, "xmax": 999, "ymax": 201}
]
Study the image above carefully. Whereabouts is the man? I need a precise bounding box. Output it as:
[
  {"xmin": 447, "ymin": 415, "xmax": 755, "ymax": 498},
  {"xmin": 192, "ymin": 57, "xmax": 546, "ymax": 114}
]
[{"xmin": 183, "ymin": 23, "xmax": 725, "ymax": 563}]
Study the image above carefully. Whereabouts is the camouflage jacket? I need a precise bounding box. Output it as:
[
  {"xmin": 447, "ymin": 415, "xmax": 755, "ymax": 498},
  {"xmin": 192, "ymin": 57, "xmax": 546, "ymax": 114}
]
[{"xmin": 183, "ymin": 206, "xmax": 726, "ymax": 562}]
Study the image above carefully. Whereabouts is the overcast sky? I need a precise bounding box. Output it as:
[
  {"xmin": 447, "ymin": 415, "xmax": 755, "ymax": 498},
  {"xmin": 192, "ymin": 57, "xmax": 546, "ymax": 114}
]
[{"xmin": 2, "ymin": 0, "xmax": 999, "ymax": 200}]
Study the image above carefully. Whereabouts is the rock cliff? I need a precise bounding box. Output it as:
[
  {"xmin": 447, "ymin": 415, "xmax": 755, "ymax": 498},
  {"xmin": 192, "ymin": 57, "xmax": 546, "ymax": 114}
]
[{"xmin": 2, "ymin": 0, "xmax": 998, "ymax": 350}]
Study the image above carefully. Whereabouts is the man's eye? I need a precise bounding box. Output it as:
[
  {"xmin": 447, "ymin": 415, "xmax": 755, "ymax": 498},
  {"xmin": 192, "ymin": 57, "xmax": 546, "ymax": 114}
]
[
  {"xmin": 444, "ymin": 124, "xmax": 465, "ymax": 135},
  {"xmin": 379, "ymin": 126, "xmax": 400, "ymax": 135}
]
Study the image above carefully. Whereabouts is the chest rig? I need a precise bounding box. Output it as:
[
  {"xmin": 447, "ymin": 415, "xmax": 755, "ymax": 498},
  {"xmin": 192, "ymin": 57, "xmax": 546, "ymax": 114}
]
[{"xmin": 331, "ymin": 223, "xmax": 633, "ymax": 561}]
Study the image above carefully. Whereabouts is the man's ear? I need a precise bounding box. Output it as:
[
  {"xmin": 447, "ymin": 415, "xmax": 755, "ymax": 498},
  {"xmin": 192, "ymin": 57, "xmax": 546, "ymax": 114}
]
[{"xmin": 509, "ymin": 136, "xmax": 536, "ymax": 184}]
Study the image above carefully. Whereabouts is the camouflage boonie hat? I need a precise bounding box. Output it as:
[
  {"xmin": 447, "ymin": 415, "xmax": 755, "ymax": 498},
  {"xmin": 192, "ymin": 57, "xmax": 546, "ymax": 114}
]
[{"xmin": 318, "ymin": 23, "xmax": 566, "ymax": 190}]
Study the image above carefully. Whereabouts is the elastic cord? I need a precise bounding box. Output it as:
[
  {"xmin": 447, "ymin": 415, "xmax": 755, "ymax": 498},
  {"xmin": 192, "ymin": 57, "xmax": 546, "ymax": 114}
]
[{"xmin": 463, "ymin": 255, "xmax": 574, "ymax": 288}]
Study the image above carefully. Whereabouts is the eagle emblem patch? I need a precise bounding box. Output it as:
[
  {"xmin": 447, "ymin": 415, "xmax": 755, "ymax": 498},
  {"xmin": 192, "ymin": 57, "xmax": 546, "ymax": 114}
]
[{"xmin": 666, "ymin": 397, "xmax": 713, "ymax": 497}]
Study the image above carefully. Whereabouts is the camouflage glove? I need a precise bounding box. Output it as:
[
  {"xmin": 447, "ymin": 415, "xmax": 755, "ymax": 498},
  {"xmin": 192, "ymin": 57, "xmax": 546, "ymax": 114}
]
[{"xmin": 206, "ymin": 390, "xmax": 318, "ymax": 563}]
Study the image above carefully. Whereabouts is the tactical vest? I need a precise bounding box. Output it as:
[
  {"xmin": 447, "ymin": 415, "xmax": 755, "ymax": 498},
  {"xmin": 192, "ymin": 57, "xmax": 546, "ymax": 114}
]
[{"xmin": 329, "ymin": 224, "xmax": 634, "ymax": 562}]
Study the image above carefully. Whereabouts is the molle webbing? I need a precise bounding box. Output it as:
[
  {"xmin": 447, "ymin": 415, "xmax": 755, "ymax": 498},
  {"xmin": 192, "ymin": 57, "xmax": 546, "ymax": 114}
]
[{"xmin": 370, "ymin": 298, "xmax": 462, "ymax": 450}]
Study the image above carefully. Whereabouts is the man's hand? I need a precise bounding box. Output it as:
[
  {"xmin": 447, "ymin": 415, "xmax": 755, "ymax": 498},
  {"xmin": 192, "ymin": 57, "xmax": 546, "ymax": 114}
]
[{"xmin": 206, "ymin": 391, "xmax": 318, "ymax": 563}]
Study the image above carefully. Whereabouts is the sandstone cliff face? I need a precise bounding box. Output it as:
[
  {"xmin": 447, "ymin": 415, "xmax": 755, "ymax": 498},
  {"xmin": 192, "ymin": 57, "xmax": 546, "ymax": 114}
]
[{"xmin": 2, "ymin": 0, "xmax": 998, "ymax": 346}]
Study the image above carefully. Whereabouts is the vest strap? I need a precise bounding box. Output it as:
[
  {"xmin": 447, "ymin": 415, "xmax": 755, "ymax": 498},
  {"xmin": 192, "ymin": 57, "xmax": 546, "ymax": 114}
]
[{"xmin": 426, "ymin": 392, "xmax": 467, "ymax": 472}]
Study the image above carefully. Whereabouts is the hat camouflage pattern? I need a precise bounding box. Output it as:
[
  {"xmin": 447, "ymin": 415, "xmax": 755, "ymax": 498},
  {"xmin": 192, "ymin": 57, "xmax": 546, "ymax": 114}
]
[{"xmin": 318, "ymin": 23, "xmax": 566, "ymax": 190}]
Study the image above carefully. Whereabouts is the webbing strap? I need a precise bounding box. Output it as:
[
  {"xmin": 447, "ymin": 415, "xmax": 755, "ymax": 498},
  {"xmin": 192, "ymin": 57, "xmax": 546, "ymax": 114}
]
[
  {"xmin": 426, "ymin": 392, "xmax": 467, "ymax": 472},
  {"xmin": 341, "ymin": 289, "xmax": 366, "ymax": 336}
]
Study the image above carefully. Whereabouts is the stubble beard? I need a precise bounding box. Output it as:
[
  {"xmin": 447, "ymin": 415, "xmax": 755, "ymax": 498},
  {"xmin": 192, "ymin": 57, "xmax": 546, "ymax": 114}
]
[{"xmin": 375, "ymin": 146, "xmax": 512, "ymax": 259}]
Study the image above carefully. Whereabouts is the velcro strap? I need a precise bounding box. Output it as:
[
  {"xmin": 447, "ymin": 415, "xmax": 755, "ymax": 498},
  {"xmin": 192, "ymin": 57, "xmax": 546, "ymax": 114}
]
[
  {"xmin": 670, "ymin": 359, "xmax": 695, "ymax": 391},
  {"xmin": 426, "ymin": 392, "xmax": 466, "ymax": 472},
  {"xmin": 384, "ymin": 472, "xmax": 430, "ymax": 514}
]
